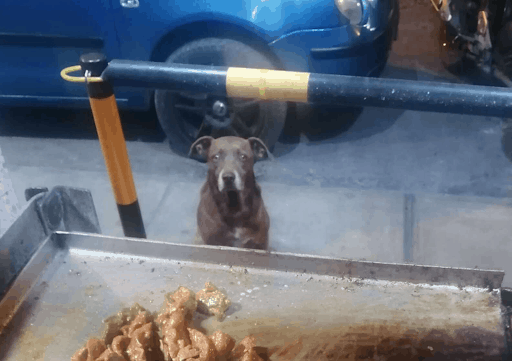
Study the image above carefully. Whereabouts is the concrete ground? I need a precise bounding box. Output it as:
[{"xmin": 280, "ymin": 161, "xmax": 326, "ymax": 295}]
[{"xmin": 2, "ymin": 0, "xmax": 512, "ymax": 287}]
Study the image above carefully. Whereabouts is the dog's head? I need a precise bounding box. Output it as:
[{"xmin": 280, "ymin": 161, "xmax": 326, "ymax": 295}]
[{"xmin": 189, "ymin": 136, "xmax": 269, "ymax": 193}]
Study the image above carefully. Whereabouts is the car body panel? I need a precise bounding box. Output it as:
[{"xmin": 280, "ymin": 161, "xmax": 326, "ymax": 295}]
[
  {"xmin": 270, "ymin": 27, "xmax": 393, "ymax": 76},
  {"xmin": 0, "ymin": 0, "xmax": 398, "ymax": 109},
  {"xmin": 0, "ymin": 0, "xmax": 122, "ymax": 104}
]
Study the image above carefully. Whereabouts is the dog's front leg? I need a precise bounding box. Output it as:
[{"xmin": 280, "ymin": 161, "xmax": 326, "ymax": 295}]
[
  {"xmin": 242, "ymin": 238, "xmax": 266, "ymax": 250},
  {"xmin": 238, "ymin": 225, "xmax": 268, "ymax": 250},
  {"xmin": 198, "ymin": 221, "xmax": 233, "ymax": 247}
]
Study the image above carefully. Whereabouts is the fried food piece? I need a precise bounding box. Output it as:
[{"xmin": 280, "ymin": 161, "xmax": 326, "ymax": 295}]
[
  {"xmin": 158, "ymin": 308, "xmax": 191, "ymax": 359},
  {"xmin": 232, "ymin": 336, "xmax": 264, "ymax": 361},
  {"xmin": 101, "ymin": 309, "xmax": 164, "ymax": 361},
  {"xmin": 187, "ymin": 328, "xmax": 216, "ymax": 361},
  {"xmin": 124, "ymin": 312, "xmax": 153, "ymax": 337},
  {"xmin": 165, "ymin": 286, "xmax": 198, "ymax": 320},
  {"xmin": 71, "ymin": 338, "xmax": 107, "ymax": 361},
  {"xmin": 102, "ymin": 304, "xmax": 148, "ymax": 345},
  {"xmin": 176, "ymin": 345, "xmax": 200, "ymax": 360},
  {"xmin": 111, "ymin": 335, "xmax": 130, "ymax": 360},
  {"xmin": 72, "ymin": 286, "xmax": 242, "ymax": 361},
  {"xmin": 195, "ymin": 282, "xmax": 231, "ymax": 320},
  {"xmin": 96, "ymin": 347, "xmax": 127, "ymax": 361},
  {"xmin": 209, "ymin": 330, "xmax": 236, "ymax": 357},
  {"xmin": 157, "ymin": 287, "xmax": 199, "ymax": 360},
  {"xmin": 126, "ymin": 323, "xmax": 152, "ymax": 361},
  {"xmin": 156, "ymin": 304, "xmax": 188, "ymax": 329},
  {"xmin": 160, "ymin": 314, "xmax": 191, "ymax": 359},
  {"xmin": 240, "ymin": 335, "xmax": 257, "ymax": 350}
]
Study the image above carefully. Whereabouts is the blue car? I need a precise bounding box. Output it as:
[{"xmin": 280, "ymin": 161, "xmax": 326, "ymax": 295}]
[{"xmin": 0, "ymin": 0, "xmax": 399, "ymax": 155}]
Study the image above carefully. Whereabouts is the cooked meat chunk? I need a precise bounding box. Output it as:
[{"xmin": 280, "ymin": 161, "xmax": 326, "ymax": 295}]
[
  {"xmin": 240, "ymin": 335, "xmax": 257, "ymax": 350},
  {"xmin": 111, "ymin": 335, "xmax": 130, "ymax": 359},
  {"xmin": 126, "ymin": 312, "xmax": 152, "ymax": 337},
  {"xmin": 159, "ymin": 309, "xmax": 191, "ymax": 359},
  {"xmin": 96, "ymin": 348, "xmax": 127, "ymax": 361},
  {"xmin": 127, "ymin": 321, "xmax": 164, "ymax": 361},
  {"xmin": 232, "ymin": 336, "xmax": 264, "ymax": 361},
  {"xmin": 165, "ymin": 286, "xmax": 197, "ymax": 320},
  {"xmin": 157, "ymin": 306, "xmax": 187, "ymax": 329},
  {"xmin": 176, "ymin": 344, "xmax": 200, "ymax": 360},
  {"xmin": 126, "ymin": 322, "xmax": 150, "ymax": 361},
  {"xmin": 195, "ymin": 282, "xmax": 231, "ymax": 320},
  {"xmin": 158, "ymin": 287, "xmax": 199, "ymax": 360},
  {"xmin": 187, "ymin": 328, "xmax": 216, "ymax": 361},
  {"xmin": 71, "ymin": 286, "xmax": 261, "ymax": 361},
  {"xmin": 99, "ymin": 309, "xmax": 164, "ymax": 361},
  {"xmin": 209, "ymin": 330, "xmax": 236, "ymax": 357},
  {"xmin": 240, "ymin": 350, "xmax": 264, "ymax": 361},
  {"xmin": 102, "ymin": 304, "xmax": 148, "ymax": 345},
  {"xmin": 71, "ymin": 338, "xmax": 107, "ymax": 361}
]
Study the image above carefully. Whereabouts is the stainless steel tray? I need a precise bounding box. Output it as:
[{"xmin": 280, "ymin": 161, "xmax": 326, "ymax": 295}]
[{"xmin": 0, "ymin": 231, "xmax": 507, "ymax": 360}]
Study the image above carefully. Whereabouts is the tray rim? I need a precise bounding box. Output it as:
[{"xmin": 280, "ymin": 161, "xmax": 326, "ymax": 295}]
[{"xmin": 58, "ymin": 231, "xmax": 506, "ymax": 288}]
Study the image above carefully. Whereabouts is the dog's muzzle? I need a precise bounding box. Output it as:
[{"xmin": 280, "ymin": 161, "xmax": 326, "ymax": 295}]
[{"xmin": 218, "ymin": 169, "xmax": 242, "ymax": 192}]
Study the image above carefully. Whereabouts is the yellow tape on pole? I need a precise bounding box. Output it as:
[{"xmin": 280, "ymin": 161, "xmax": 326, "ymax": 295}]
[{"xmin": 226, "ymin": 68, "xmax": 310, "ymax": 102}]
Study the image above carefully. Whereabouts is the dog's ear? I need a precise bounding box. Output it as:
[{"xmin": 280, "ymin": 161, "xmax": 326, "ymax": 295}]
[
  {"xmin": 248, "ymin": 137, "xmax": 269, "ymax": 161},
  {"xmin": 189, "ymin": 136, "xmax": 214, "ymax": 161}
]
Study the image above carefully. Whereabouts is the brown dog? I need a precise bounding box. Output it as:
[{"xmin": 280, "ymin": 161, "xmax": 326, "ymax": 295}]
[{"xmin": 189, "ymin": 136, "xmax": 270, "ymax": 250}]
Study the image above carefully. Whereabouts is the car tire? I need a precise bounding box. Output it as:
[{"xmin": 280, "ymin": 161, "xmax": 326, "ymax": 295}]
[{"xmin": 154, "ymin": 38, "xmax": 288, "ymax": 157}]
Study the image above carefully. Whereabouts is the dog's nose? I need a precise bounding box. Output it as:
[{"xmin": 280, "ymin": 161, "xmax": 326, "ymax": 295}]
[{"xmin": 222, "ymin": 172, "xmax": 235, "ymax": 184}]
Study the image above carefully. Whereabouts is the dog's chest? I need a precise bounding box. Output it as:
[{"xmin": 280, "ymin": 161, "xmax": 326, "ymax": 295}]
[
  {"xmin": 227, "ymin": 226, "xmax": 256, "ymax": 248},
  {"xmin": 231, "ymin": 227, "xmax": 245, "ymax": 241}
]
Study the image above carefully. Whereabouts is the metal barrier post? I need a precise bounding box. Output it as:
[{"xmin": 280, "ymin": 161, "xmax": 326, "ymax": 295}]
[{"xmin": 78, "ymin": 53, "xmax": 146, "ymax": 239}]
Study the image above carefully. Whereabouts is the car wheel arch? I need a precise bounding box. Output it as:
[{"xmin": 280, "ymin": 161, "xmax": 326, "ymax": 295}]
[{"xmin": 149, "ymin": 19, "xmax": 284, "ymax": 70}]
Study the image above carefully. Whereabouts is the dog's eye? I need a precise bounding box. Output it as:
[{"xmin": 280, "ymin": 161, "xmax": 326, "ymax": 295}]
[
  {"xmin": 240, "ymin": 154, "xmax": 247, "ymax": 161},
  {"xmin": 213, "ymin": 154, "xmax": 220, "ymax": 161}
]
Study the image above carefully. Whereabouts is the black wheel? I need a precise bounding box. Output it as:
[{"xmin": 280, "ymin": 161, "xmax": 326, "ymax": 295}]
[{"xmin": 155, "ymin": 38, "xmax": 288, "ymax": 156}]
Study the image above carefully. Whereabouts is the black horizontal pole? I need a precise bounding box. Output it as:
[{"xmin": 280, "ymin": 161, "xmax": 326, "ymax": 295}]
[
  {"xmin": 308, "ymin": 73, "xmax": 509, "ymax": 118},
  {"xmin": 104, "ymin": 60, "xmax": 228, "ymax": 96},
  {"xmin": 103, "ymin": 59, "xmax": 512, "ymax": 118}
]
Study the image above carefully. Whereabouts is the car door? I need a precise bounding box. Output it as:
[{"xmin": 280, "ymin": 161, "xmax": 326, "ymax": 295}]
[{"xmin": 0, "ymin": 0, "xmax": 121, "ymax": 107}]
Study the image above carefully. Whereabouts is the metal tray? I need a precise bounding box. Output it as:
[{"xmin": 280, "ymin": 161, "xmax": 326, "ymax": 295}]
[{"xmin": 0, "ymin": 231, "xmax": 507, "ymax": 360}]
